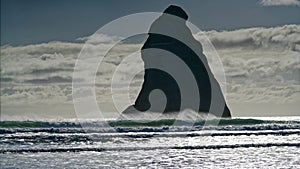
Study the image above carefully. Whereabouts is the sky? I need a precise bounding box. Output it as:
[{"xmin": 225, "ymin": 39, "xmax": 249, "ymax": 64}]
[
  {"xmin": 1, "ymin": 0, "xmax": 300, "ymax": 120},
  {"xmin": 1, "ymin": 0, "xmax": 300, "ymax": 45}
]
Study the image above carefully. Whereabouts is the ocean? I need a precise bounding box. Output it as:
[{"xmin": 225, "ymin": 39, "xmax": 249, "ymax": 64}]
[{"xmin": 0, "ymin": 116, "xmax": 299, "ymax": 168}]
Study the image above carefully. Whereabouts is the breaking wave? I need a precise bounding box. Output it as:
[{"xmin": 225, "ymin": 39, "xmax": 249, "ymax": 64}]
[{"xmin": 1, "ymin": 118, "xmax": 299, "ymax": 128}]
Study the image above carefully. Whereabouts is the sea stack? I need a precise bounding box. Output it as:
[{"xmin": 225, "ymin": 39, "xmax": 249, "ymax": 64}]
[{"xmin": 122, "ymin": 5, "xmax": 231, "ymax": 118}]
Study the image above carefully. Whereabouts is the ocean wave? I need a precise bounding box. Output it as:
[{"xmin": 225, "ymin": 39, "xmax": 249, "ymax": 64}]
[
  {"xmin": 1, "ymin": 142, "xmax": 299, "ymax": 154},
  {"xmin": 1, "ymin": 118, "xmax": 299, "ymax": 128},
  {"xmin": 1, "ymin": 130, "xmax": 299, "ymax": 142}
]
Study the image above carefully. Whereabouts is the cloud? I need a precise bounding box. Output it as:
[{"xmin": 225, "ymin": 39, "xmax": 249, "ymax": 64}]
[
  {"xmin": 259, "ymin": 0, "xmax": 300, "ymax": 6},
  {"xmin": 196, "ymin": 25, "xmax": 300, "ymax": 104},
  {"xmin": 24, "ymin": 76, "xmax": 73, "ymax": 84},
  {"xmin": 224, "ymin": 55, "xmax": 300, "ymax": 103},
  {"xmin": 76, "ymin": 33, "xmax": 122, "ymax": 44},
  {"xmin": 208, "ymin": 25, "xmax": 300, "ymax": 104},
  {"xmin": 227, "ymin": 83, "xmax": 299, "ymax": 104},
  {"xmin": 198, "ymin": 24, "xmax": 300, "ymax": 51},
  {"xmin": 1, "ymin": 85, "xmax": 71, "ymax": 105},
  {"xmin": 1, "ymin": 25, "xmax": 299, "ymax": 113}
]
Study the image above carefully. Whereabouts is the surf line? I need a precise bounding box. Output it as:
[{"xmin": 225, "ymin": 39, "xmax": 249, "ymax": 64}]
[{"xmin": 1, "ymin": 143, "xmax": 299, "ymax": 153}]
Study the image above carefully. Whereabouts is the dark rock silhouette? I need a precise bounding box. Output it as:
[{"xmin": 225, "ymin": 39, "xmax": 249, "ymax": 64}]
[{"xmin": 122, "ymin": 5, "xmax": 231, "ymax": 118}]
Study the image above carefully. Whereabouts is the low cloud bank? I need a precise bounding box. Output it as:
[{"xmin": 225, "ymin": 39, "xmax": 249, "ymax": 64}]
[{"xmin": 1, "ymin": 24, "xmax": 299, "ymax": 108}]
